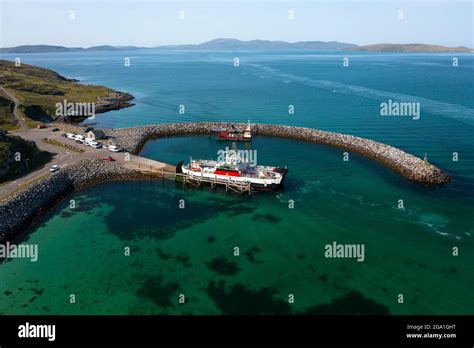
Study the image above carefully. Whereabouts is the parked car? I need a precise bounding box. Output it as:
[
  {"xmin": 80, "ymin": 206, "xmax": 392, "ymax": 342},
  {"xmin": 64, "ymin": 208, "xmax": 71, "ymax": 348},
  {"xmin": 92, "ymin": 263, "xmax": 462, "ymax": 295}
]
[
  {"xmin": 51, "ymin": 128, "xmax": 60, "ymax": 132},
  {"xmin": 75, "ymin": 135, "xmax": 85, "ymax": 144},
  {"xmin": 66, "ymin": 133, "xmax": 76, "ymax": 139},
  {"xmin": 61, "ymin": 133, "xmax": 67, "ymax": 138},
  {"xmin": 102, "ymin": 156, "xmax": 115, "ymax": 161},
  {"xmin": 50, "ymin": 165, "xmax": 60, "ymax": 172},
  {"xmin": 107, "ymin": 145, "xmax": 122, "ymax": 152},
  {"xmin": 90, "ymin": 142, "xmax": 102, "ymax": 149}
]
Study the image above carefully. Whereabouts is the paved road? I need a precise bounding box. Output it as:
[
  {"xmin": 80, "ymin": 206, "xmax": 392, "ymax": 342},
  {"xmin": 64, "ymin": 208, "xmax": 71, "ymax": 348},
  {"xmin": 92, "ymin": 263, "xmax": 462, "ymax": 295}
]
[
  {"xmin": 0, "ymin": 88, "xmax": 172, "ymax": 200},
  {"xmin": 0, "ymin": 86, "xmax": 28, "ymax": 131},
  {"xmin": 0, "ymin": 127, "xmax": 172, "ymax": 201}
]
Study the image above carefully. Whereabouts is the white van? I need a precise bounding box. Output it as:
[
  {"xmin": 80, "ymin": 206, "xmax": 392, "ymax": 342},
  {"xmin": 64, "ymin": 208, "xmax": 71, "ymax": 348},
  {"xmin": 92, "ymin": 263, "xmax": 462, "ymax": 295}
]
[
  {"xmin": 107, "ymin": 145, "xmax": 121, "ymax": 152},
  {"xmin": 90, "ymin": 141, "xmax": 102, "ymax": 149},
  {"xmin": 66, "ymin": 133, "xmax": 76, "ymax": 140}
]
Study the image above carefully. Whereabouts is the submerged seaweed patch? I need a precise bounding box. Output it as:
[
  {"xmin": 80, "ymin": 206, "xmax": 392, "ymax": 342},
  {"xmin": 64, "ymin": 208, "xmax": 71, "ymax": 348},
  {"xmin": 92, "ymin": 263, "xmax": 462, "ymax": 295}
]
[
  {"xmin": 206, "ymin": 257, "xmax": 240, "ymax": 276},
  {"xmin": 299, "ymin": 290, "xmax": 390, "ymax": 315},
  {"xmin": 156, "ymin": 248, "xmax": 172, "ymax": 260},
  {"xmin": 226, "ymin": 205, "xmax": 255, "ymax": 217},
  {"xmin": 251, "ymin": 213, "xmax": 281, "ymax": 223},
  {"xmin": 136, "ymin": 275, "xmax": 179, "ymax": 309},
  {"xmin": 175, "ymin": 254, "xmax": 191, "ymax": 268},
  {"xmin": 244, "ymin": 246, "xmax": 263, "ymax": 264},
  {"xmin": 206, "ymin": 280, "xmax": 292, "ymax": 315},
  {"xmin": 73, "ymin": 196, "xmax": 102, "ymax": 213},
  {"xmin": 319, "ymin": 274, "xmax": 329, "ymax": 283},
  {"xmin": 102, "ymin": 187, "xmax": 238, "ymax": 241},
  {"xmin": 57, "ymin": 195, "xmax": 102, "ymax": 219},
  {"xmin": 60, "ymin": 211, "xmax": 74, "ymax": 218},
  {"xmin": 30, "ymin": 288, "xmax": 44, "ymax": 296}
]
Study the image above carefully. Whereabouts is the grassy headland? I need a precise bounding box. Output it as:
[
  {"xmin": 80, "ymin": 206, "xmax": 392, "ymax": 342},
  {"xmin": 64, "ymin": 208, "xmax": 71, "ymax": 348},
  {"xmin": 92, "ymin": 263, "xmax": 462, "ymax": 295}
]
[{"xmin": 0, "ymin": 59, "xmax": 133, "ymax": 125}]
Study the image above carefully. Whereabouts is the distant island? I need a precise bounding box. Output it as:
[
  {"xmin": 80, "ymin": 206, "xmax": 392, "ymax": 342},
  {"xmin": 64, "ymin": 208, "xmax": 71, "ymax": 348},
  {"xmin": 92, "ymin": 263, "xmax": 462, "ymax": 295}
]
[
  {"xmin": 0, "ymin": 39, "xmax": 356, "ymax": 52},
  {"xmin": 0, "ymin": 45, "xmax": 145, "ymax": 54},
  {"xmin": 154, "ymin": 38, "xmax": 358, "ymax": 50},
  {"xmin": 0, "ymin": 39, "xmax": 472, "ymax": 53},
  {"xmin": 349, "ymin": 43, "xmax": 471, "ymax": 52},
  {"xmin": 2, "ymin": 39, "xmax": 470, "ymax": 53}
]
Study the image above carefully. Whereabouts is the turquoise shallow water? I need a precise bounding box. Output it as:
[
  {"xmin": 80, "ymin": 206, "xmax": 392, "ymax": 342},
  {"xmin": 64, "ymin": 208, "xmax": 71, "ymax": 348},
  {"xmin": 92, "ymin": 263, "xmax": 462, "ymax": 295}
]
[{"xmin": 0, "ymin": 51, "xmax": 473, "ymax": 314}]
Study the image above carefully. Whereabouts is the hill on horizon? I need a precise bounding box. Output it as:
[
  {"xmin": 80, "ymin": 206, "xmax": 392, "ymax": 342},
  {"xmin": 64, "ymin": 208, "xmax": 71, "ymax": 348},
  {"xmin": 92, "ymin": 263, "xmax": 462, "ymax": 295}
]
[
  {"xmin": 350, "ymin": 43, "xmax": 471, "ymax": 52},
  {"xmin": 0, "ymin": 39, "xmax": 471, "ymax": 53}
]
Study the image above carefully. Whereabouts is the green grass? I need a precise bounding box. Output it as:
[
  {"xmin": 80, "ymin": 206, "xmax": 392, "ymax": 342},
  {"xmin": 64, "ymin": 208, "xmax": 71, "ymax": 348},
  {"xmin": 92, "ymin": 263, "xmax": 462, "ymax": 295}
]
[
  {"xmin": 0, "ymin": 140, "xmax": 13, "ymax": 163},
  {"xmin": 0, "ymin": 94, "xmax": 19, "ymax": 131},
  {"xmin": 0, "ymin": 59, "xmax": 114, "ymax": 124},
  {"xmin": 42, "ymin": 137, "xmax": 84, "ymax": 153}
]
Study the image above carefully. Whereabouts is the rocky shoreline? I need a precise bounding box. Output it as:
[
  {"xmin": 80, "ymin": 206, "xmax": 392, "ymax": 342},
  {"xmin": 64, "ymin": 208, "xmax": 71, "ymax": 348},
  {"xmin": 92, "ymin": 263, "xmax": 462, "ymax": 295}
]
[
  {"xmin": 0, "ymin": 160, "xmax": 149, "ymax": 243},
  {"xmin": 95, "ymin": 91, "xmax": 135, "ymax": 114},
  {"xmin": 60, "ymin": 91, "xmax": 134, "ymax": 122},
  {"xmin": 0, "ymin": 122, "xmax": 450, "ymax": 243}
]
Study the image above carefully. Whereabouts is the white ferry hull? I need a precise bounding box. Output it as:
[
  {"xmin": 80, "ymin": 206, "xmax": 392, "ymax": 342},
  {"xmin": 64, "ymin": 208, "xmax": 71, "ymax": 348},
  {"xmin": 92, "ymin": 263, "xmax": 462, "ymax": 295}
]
[{"xmin": 177, "ymin": 162, "xmax": 287, "ymax": 190}]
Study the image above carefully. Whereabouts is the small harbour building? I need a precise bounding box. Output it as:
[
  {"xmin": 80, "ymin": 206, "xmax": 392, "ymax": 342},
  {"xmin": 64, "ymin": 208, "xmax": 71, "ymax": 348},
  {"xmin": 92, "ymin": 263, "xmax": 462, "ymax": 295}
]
[{"xmin": 86, "ymin": 129, "xmax": 107, "ymax": 141}]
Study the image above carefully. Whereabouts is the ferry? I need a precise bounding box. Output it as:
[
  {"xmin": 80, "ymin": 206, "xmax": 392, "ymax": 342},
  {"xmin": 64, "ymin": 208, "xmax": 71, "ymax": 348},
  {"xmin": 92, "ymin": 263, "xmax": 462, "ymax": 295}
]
[
  {"xmin": 176, "ymin": 146, "xmax": 287, "ymax": 191},
  {"xmin": 214, "ymin": 122, "xmax": 252, "ymax": 142}
]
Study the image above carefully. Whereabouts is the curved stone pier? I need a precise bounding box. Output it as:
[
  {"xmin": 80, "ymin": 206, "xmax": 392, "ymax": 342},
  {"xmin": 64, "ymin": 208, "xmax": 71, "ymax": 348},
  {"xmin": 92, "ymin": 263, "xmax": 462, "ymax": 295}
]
[
  {"xmin": 105, "ymin": 122, "xmax": 450, "ymax": 185},
  {"xmin": 0, "ymin": 121, "xmax": 450, "ymax": 243}
]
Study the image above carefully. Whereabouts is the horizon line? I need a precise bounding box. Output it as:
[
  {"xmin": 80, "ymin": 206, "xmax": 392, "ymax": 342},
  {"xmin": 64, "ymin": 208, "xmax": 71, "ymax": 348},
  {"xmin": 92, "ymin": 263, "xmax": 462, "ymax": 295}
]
[{"xmin": 1, "ymin": 38, "xmax": 472, "ymax": 50}]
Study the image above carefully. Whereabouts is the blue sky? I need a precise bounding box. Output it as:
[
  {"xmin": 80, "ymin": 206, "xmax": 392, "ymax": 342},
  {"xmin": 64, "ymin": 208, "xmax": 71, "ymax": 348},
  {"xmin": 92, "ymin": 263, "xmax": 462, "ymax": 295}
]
[{"xmin": 1, "ymin": 0, "xmax": 472, "ymax": 47}]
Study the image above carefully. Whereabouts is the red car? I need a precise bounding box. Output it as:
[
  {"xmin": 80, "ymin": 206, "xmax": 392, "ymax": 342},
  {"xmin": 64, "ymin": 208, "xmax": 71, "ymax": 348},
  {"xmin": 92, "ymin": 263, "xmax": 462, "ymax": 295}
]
[{"xmin": 102, "ymin": 156, "xmax": 115, "ymax": 161}]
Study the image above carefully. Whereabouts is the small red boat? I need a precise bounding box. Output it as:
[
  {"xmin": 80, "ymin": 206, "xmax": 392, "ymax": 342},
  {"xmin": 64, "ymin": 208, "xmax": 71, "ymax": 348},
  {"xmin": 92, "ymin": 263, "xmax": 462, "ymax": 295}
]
[{"xmin": 215, "ymin": 122, "xmax": 252, "ymax": 142}]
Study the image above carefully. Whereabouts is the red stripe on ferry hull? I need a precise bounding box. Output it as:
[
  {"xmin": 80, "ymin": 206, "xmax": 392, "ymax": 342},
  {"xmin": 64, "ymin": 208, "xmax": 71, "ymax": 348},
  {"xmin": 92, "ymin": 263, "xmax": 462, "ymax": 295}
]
[{"xmin": 215, "ymin": 170, "xmax": 241, "ymax": 177}]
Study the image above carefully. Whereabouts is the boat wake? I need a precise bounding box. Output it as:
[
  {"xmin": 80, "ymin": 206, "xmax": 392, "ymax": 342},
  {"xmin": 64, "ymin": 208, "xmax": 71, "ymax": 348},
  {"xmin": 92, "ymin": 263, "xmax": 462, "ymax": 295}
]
[{"xmin": 246, "ymin": 64, "xmax": 474, "ymax": 125}]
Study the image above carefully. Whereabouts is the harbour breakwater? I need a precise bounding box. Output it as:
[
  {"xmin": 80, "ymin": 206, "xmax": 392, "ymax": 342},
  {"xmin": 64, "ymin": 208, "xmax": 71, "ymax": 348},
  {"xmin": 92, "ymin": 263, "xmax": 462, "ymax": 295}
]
[
  {"xmin": 0, "ymin": 160, "xmax": 149, "ymax": 243},
  {"xmin": 0, "ymin": 122, "xmax": 450, "ymax": 243},
  {"xmin": 105, "ymin": 122, "xmax": 450, "ymax": 185}
]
